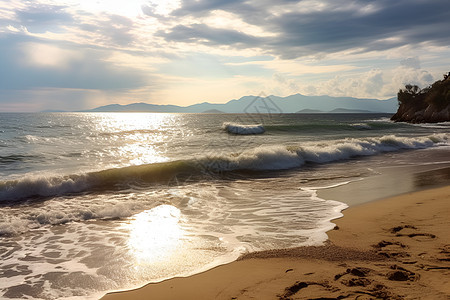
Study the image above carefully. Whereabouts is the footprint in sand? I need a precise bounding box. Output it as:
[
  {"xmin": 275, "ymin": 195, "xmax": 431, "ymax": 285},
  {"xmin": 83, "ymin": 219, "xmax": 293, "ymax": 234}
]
[
  {"xmin": 334, "ymin": 267, "xmax": 373, "ymax": 280},
  {"xmin": 278, "ymin": 281, "xmax": 342, "ymax": 300},
  {"xmin": 386, "ymin": 264, "xmax": 419, "ymax": 281},
  {"xmin": 372, "ymin": 240, "xmax": 409, "ymax": 259},
  {"xmin": 437, "ymin": 244, "xmax": 450, "ymax": 262},
  {"xmin": 390, "ymin": 225, "xmax": 436, "ymax": 239}
]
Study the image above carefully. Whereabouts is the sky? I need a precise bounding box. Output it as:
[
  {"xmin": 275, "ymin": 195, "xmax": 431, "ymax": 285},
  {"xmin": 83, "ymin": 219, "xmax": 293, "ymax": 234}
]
[{"xmin": 0, "ymin": 0, "xmax": 449, "ymax": 112}]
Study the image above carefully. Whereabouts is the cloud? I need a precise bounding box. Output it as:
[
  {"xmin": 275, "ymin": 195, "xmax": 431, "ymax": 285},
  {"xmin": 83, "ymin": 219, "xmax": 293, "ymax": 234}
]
[
  {"xmin": 391, "ymin": 67, "xmax": 435, "ymax": 89},
  {"xmin": 158, "ymin": 0, "xmax": 450, "ymax": 59},
  {"xmin": 271, "ymin": 73, "xmax": 300, "ymax": 96},
  {"xmin": 14, "ymin": 3, "xmax": 73, "ymax": 33},
  {"xmin": 0, "ymin": 35, "xmax": 149, "ymax": 90},
  {"xmin": 21, "ymin": 42, "xmax": 81, "ymax": 69},
  {"xmin": 400, "ymin": 57, "xmax": 421, "ymax": 69},
  {"xmin": 78, "ymin": 14, "xmax": 136, "ymax": 47},
  {"xmin": 268, "ymin": 0, "xmax": 450, "ymax": 58},
  {"xmin": 171, "ymin": 0, "xmax": 249, "ymax": 17},
  {"xmin": 303, "ymin": 65, "xmax": 436, "ymax": 99},
  {"xmin": 157, "ymin": 23, "xmax": 262, "ymax": 48}
]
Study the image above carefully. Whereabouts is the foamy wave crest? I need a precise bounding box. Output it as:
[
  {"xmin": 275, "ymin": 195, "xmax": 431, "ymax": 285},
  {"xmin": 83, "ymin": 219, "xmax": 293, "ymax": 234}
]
[
  {"xmin": 199, "ymin": 134, "xmax": 448, "ymax": 172},
  {"xmin": 197, "ymin": 145, "xmax": 304, "ymax": 171},
  {"xmin": 350, "ymin": 123, "xmax": 372, "ymax": 130},
  {"xmin": 0, "ymin": 161, "xmax": 195, "ymax": 202},
  {"xmin": 223, "ymin": 122, "xmax": 265, "ymax": 134},
  {"xmin": 298, "ymin": 134, "xmax": 447, "ymax": 162},
  {"xmin": 1, "ymin": 134, "xmax": 447, "ymax": 202},
  {"xmin": 0, "ymin": 175, "xmax": 91, "ymax": 202}
]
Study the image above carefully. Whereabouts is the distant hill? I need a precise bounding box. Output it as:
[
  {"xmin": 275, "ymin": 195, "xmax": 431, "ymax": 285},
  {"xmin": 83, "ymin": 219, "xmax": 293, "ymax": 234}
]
[
  {"xmin": 202, "ymin": 109, "xmax": 225, "ymax": 113},
  {"xmin": 296, "ymin": 109, "xmax": 324, "ymax": 113},
  {"xmin": 82, "ymin": 94, "xmax": 398, "ymax": 114},
  {"xmin": 41, "ymin": 109, "xmax": 67, "ymax": 112},
  {"xmin": 86, "ymin": 102, "xmax": 182, "ymax": 113},
  {"xmin": 295, "ymin": 108, "xmax": 378, "ymax": 114}
]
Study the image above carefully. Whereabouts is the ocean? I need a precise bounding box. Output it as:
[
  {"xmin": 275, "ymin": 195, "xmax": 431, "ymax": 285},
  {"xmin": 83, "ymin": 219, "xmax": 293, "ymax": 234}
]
[{"xmin": 1, "ymin": 111, "xmax": 449, "ymax": 299}]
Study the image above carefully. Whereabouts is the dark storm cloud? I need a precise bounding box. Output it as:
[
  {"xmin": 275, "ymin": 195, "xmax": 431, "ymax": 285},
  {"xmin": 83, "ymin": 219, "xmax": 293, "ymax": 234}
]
[
  {"xmin": 157, "ymin": 23, "xmax": 262, "ymax": 47},
  {"xmin": 270, "ymin": 0, "xmax": 450, "ymax": 53},
  {"xmin": 171, "ymin": 0, "xmax": 299, "ymax": 18},
  {"xmin": 15, "ymin": 4, "xmax": 73, "ymax": 33},
  {"xmin": 0, "ymin": 35, "xmax": 148, "ymax": 91},
  {"xmin": 158, "ymin": 0, "xmax": 450, "ymax": 59},
  {"xmin": 170, "ymin": 0, "xmax": 272, "ymax": 25},
  {"xmin": 171, "ymin": 0, "xmax": 248, "ymax": 16}
]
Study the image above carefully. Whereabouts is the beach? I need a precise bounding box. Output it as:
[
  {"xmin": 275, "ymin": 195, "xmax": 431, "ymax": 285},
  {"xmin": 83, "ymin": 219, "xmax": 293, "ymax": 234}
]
[{"xmin": 101, "ymin": 185, "xmax": 450, "ymax": 299}]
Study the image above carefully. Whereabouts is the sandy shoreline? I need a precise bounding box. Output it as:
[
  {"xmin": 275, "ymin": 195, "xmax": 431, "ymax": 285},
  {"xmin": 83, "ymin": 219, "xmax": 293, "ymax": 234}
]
[{"xmin": 101, "ymin": 185, "xmax": 450, "ymax": 300}]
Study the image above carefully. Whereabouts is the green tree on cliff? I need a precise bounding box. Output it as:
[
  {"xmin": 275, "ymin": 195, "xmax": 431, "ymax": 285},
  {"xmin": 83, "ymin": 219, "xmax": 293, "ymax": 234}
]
[{"xmin": 397, "ymin": 72, "xmax": 450, "ymax": 108}]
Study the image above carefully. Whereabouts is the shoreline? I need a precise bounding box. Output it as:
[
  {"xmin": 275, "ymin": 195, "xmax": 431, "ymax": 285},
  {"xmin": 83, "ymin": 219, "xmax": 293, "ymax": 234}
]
[
  {"xmin": 317, "ymin": 160, "xmax": 450, "ymax": 207},
  {"xmin": 101, "ymin": 185, "xmax": 450, "ymax": 299}
]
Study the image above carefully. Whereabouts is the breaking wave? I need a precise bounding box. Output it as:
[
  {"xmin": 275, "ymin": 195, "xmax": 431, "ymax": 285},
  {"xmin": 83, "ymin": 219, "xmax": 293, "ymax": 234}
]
[
  {"xmin": 0, "ymin": 134, "xmax": 447, "ymax": 203},
  {"xmin": 223, "ymin": 122, "xmax": 265, "ymax": 134},
  {"xmin": 262, "ymin": 121, "xmax": 396, "ymax": 133},
  {"xmin": 350, "ymin": 123, "xmax": 372, "ymax": 130}
]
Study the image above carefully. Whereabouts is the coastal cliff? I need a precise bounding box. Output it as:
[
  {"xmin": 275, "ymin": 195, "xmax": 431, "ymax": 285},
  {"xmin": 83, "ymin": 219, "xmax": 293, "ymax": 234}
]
[{"xmin": 391, "ymin": 72, "xmax": 450, "ymax": 123}]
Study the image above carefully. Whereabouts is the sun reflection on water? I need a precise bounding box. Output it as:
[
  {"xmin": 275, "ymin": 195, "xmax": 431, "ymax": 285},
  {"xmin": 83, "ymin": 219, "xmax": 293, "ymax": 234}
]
[
  {"xmin": 93, "ymin": 112, "xmax": 176, "ymax": 134},
  {"xmin": 125, "ymin": 205, "xmax": 184, "ymax": 265},
  {"xmin": 91, "ymin": 113, "xmax": 178, "ymax": 166}
]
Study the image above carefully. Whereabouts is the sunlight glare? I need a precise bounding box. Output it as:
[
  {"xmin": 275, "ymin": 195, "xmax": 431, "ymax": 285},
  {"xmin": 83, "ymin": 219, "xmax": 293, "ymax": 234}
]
[
  {"xmin": 126, "ymin": 205, "xmax": 184, "ymax": 264},
  {"xmin": 93, "ymin": 113, "xmax": 174, "ymax": 133},
  {"xmin": 74, "ymin": 0, "xmax": 180, "ymax": 17},
  {"xmin": 76, "ymin": 0, "xmax": 146, "ymax": 17},
  {"xmin": 145, "ymin": 0, "xmax": 181, "ymax": 16},
  {"xmin": 93, "ymin": 113, "xmax": 174, "ymax": 166}
]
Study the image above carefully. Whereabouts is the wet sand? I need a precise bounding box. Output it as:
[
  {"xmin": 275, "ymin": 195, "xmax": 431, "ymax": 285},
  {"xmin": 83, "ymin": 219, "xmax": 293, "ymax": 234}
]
[{"xmin": 101, "ymin": 185, "xmax": 450, "ymax": 299}]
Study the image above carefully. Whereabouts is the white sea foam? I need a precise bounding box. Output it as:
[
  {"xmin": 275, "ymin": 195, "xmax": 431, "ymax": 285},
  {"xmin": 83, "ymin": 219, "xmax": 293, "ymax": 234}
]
[
  {"xmin": 410, "ymin": 121, "xmax": 450, "ymax": 129},
  {"xmin": 222, "ymin": 122, "xmax": 265, "ymax": 134},
  {"xmin": 0, "ymin": 175, "xmax": 90, "ymax": 202},
  {"xmin": 0, "ymin": 192, "xmax": 151, "ymax": 236},
  {"xmin": 203, "ymin": 134, "xmax": 448, "ymax": 171},
  {"xmin": 201, "ymin": 145, "xmax": 304, "ymax": 171}
]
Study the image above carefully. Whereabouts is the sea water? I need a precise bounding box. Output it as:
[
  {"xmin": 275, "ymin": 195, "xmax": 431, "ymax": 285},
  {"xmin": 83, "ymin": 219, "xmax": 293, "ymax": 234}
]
[{"xmin": 0, "ymin": 112, "xmax": 449, "ymax": 299}]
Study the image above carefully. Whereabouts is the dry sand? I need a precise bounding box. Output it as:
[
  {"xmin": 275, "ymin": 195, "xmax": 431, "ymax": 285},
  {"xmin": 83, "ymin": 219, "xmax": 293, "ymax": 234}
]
[{"xmin": 101, "ymin": 186, "xmax": 450, "ymax": 300}]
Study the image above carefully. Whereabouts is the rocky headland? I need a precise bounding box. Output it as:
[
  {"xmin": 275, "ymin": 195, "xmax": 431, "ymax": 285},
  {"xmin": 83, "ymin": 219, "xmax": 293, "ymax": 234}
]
[{"xmin": 391, "ymin": 72, "xmax": 450, "ymax": 123}]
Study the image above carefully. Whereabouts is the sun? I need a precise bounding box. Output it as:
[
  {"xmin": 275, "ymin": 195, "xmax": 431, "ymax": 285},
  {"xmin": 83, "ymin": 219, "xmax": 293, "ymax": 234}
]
[{"xmin": 76, "ymin": 0, "xmax": 146, "ymax": 17}]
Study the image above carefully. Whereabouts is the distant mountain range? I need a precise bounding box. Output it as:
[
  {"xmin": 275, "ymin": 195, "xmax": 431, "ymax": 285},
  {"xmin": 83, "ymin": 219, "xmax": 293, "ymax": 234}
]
[{"xmin": 68, "ymin": 93, "xmax": 398, "ymax": 113}]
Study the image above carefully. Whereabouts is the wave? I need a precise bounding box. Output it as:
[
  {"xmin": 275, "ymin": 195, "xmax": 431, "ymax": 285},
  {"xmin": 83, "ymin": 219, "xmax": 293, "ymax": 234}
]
[
  {"xmin": 0, "ymin": 154, "xmax": 39, "ymax": 164},
  {"xmin": 409, "ymin": 122, "xmax": 450, "ymax": 129},
  {"xmin": 0, "ymin": 161, "xmax": 197, "ymax": 203},
  {"xmin": 262, "ymin": 121, "xmax": 396, "ymax": 133},
  {"xmin": 223, "ymin": 122, "xmax": 265, "ymax": 135},
  {"xmin": 350, "ymin": 123, "xmax": 372, "ymax": 130},
  {"xmin": 0, "ymin": 134, "xmax": 447, "ymax": 203},
  {"xmin": 199, "ymin": 134, "xmax": 448, "ymax": 172}
]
